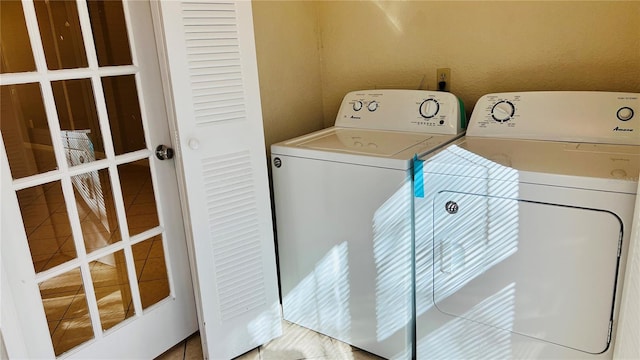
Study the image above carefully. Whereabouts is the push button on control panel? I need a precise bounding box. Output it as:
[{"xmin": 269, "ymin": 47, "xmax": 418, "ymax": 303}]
[{"xmin": 617, "ymin": 107, "xmax": 634, "ymax": 121}]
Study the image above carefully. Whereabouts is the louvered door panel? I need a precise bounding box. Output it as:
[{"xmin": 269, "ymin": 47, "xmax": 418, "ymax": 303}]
[
  {"xmin": 202, "ymin": 151, "xmax": 267, "ymax": 322},
  {"xmin": 157, "ymin": 1, "xmax": 282, "ymax": 359},
  {"xmin": 183, "ymin": 2, "xmax": 247, "ymax": 126}
]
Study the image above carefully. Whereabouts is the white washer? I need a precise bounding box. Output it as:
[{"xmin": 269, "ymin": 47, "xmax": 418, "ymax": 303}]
[
  {"xmin": 414, "ymin": 91, "xmax": 639, "ymax": 359},
  {"xmin": 272, "ymin": 89, "xmax": 465, "ymax": 359}
]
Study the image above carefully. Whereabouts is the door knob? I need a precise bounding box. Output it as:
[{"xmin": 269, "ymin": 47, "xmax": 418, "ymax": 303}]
[{"xmin": 155, "ymin": 145, "xmax": 174, "ymax": 160}]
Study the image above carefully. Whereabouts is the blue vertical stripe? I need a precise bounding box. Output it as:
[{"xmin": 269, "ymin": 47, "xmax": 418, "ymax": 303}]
[{"xmin": 413, "ymin": 155, "xmax": 424, "ymax": 198}]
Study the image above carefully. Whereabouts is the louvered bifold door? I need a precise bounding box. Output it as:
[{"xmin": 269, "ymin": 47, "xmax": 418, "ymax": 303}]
[{"xmin": 153, "ymin": 1, "xmax": 282, "ymax": 359}]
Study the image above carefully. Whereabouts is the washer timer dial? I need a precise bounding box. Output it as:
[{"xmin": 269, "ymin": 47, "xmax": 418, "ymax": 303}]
[
  {"xmin": 419, "ymin": 99, "xmax": 440, "ymax": 118},
  {"xmin": 491, "ymin": 101, "xmax": 515, "ymax": 122}
]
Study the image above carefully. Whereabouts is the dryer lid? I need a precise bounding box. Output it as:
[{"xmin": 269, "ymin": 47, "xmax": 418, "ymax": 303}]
[{"xmin": 421, "ymin": 138, "xmax": 639, "ymax": 193}]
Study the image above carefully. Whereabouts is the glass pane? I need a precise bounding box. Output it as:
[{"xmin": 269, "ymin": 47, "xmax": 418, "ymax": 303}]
[
  {"xmin": 40, "ymin": 268, "xmax": 93, "ymax": 356},
  {"xmin": 102, "ymin": 75, "xmax": 146, "ymax": 155},
  {"xmin": 17, "ymin": 182, "xmax": 76, "ymax": 273},
  {"xmin": 52, "ymin": 79, "xmax": 106, "ymax": 167},
  {"xmin": 132, "ymin": 236, "xmax": 170, "ymax": 309},
  {"xmin": 73, "ymin": 168, "xmax": 121, "ymax": 253},
  {"xmin": 87, "ymin": 1, "xmax": 132, "ymax": 67},
  {"xmin": 34, "ymin": 0, "xmax": 88, "ymax": 70},
  {"xmin": 0, "ymin": 83, "xmax": 58, "ymax": 178},
  {"xmin": 118, "ymin": 160, "xmax": 159, "ymax": 237},
  {"xmin": 90, "ymin": 251, "xmax": 134, "ymax": 331},
  {"xmin": 0, "ymin": 0, "xmax": 36, "ymax": 73}
]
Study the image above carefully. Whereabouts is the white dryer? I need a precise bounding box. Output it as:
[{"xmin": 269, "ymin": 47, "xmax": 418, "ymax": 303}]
[
  {"xmin": 271, "ymin": 89, "xmax": 465, "ymax": 359},
  {"xmin": 413, "ymin": 92, "xmax": 639, "ymax": 359}
]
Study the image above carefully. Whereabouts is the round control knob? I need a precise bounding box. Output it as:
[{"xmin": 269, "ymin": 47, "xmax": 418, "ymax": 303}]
[
  {"xmin": 617, "ymin": 107, "xmax": 634, "ymax": 121},
  {"xmin": 419, "ymin": 99, "xmax": 440, "ymax": 118},
  {"xmin": 353, "ymin": 100, "xmax": 363, "ymax": 111},
  {"xmin": 491, "ymin": 101, "xmax": 515, "ymax": 122},
  {"xmin": 367, "ymin": 101, "xmax": 379, "ymax": 112}
]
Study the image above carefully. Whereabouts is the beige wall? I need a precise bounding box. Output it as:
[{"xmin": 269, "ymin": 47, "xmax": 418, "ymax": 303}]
[
  {"xmin": 252, "ymin": 1, "xmax": 325, "ymax": 154},
  {"xmin": 317, "ymin": 1, "xmax": 640, "ymax": 126},
  {"xmin": 253, "ymin": 1, "xmax": 640, "ymax": 133}
]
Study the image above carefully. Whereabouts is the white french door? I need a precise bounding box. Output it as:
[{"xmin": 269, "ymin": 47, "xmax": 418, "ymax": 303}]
[{"xmin": 1, "ymin": 0, "xmax": 197, "ymax": 358}]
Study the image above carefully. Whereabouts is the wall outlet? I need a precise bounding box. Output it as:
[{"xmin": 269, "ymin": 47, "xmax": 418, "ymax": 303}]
[{"xmin": 436, "ymin": 68, "xmax": 451, "ymax": 92}]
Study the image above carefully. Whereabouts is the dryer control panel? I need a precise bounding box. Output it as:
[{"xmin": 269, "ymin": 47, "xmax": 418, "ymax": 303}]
[
  {"xmin": 468, "ymin": 91, "xmax": 639, "ymax": 145},
  {"xmin": 336, "ymin": 90, "xmax": 465, "ymax": 135}
]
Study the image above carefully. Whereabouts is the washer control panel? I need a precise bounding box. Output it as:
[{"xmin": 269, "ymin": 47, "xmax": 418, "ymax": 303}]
[
  {"xmin": 336, "ymin": 89, "xmax": 464, "ymax": 135},
  {"xmin": 468, "ymin": 91, "xmax": 640, "ymax": 145}
]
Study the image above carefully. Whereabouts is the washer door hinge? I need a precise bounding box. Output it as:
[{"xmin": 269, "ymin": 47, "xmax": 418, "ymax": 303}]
[{"xmin": 607, "ymin": 320, "xmax": 613, "ymax": 344}]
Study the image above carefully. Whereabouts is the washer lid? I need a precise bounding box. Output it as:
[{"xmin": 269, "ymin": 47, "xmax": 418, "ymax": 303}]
[
  {"xmin": 297, "ymin": 128, "xmax": 432, "ymax": 156},
  {"xmin": 272, "ymin": 127, "xmax": 462, "ymax": 169}
]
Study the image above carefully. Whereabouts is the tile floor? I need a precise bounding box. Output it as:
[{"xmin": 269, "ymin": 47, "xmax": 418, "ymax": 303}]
[{"xmin": 157, "ymin": 320, "xmax": 386, "ymax": 360}]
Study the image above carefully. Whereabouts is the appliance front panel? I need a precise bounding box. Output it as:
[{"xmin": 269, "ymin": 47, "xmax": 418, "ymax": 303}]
[
  {"xmin": 415, "ymin": 169, "xmax": 635, "ymax": 359},
  {"xmin": 433, "ymin": 190, "xmax": 621, "ymax": 354},
  {"xmin": 272, "ymin": 154, "xmax": 413, "ymax": 359}
]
